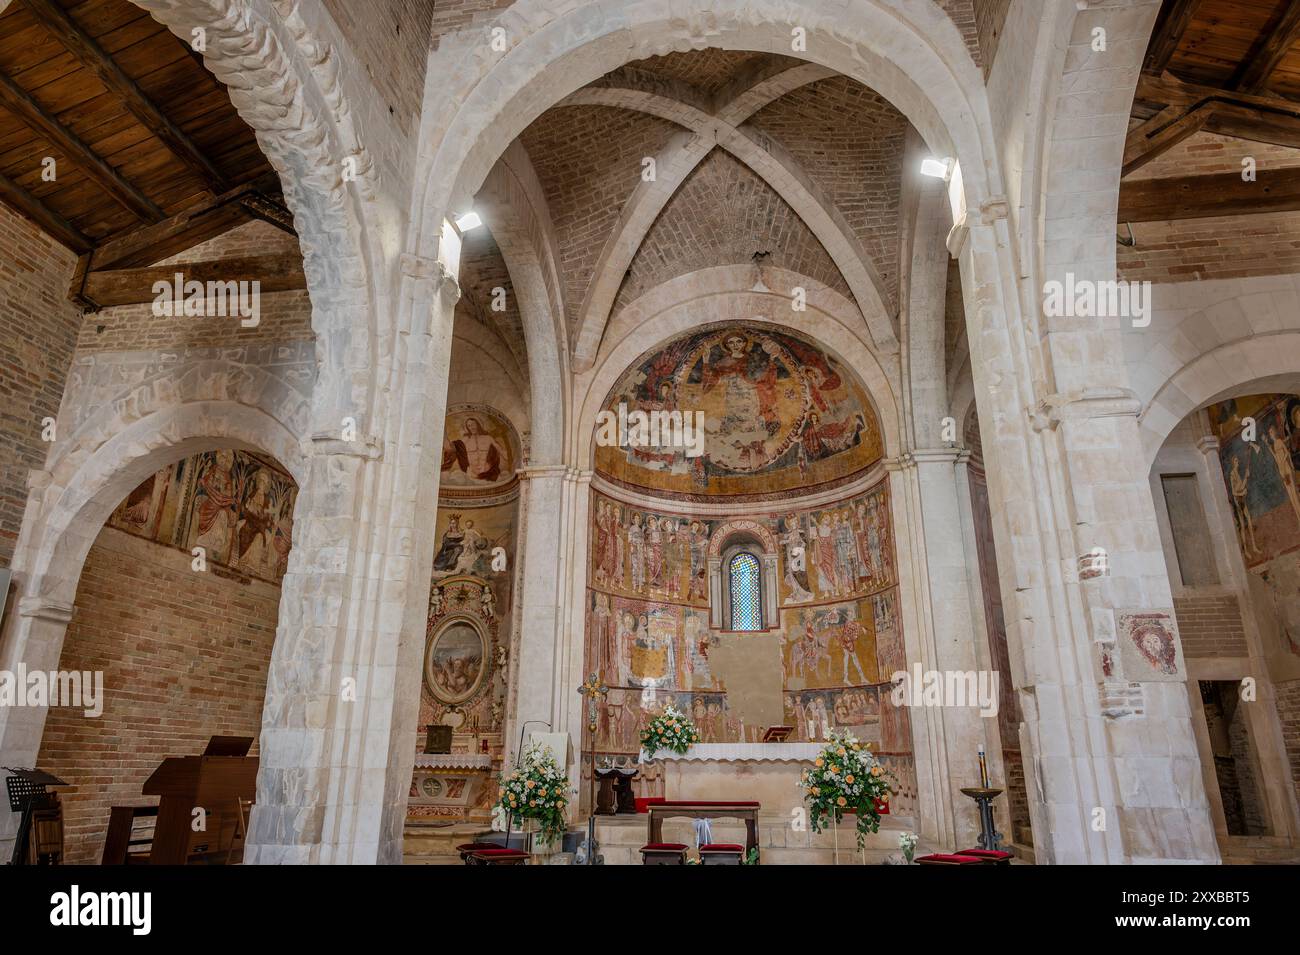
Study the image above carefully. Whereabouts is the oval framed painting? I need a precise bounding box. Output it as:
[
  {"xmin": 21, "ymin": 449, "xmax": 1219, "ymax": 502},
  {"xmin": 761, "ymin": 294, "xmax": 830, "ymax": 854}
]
[{"xmin": 424, "ymin": 616, "xmax": 488, "ymax": 705}]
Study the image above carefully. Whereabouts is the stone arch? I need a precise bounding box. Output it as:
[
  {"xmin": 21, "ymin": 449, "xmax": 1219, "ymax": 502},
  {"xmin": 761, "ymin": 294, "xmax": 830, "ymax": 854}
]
[
  {"xmin": 412, "ymin": 0, "xmax": 996, "ymax": 273},
  {"xmin": 19, "ymin": 363, "xmax": 309, "ymax": 609},
  {"xmin": 129, "ymin": 0, "xmax": 385, "ymax": 435},
  {"xmin": 1139, "ymin": 333, "xmax": 1300, "ymax": 467},
  {"xmin": 707, "ymin": 519, "xmax": 779, "ymax": 631},
  {"xmin": 574, "ymin": 265, "xmax": 902, "ymax": 469}
]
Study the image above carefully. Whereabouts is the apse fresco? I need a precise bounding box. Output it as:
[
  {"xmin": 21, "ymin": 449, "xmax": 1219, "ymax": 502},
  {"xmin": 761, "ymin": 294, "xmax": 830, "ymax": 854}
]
[
  {"xmin": 594, "ymin": 323, "xmax": 883, "ymax": 499},
  {"xmin": 1210, "ymin": 394, "xmax": 1300, "ymax": 675},
  {"xmin": 108, "ymin": 448, "xmax": 296, "ymax": 583},
  {"xmin": 584, "ymin": 479, "xmax": 910, "ymax": 762}
]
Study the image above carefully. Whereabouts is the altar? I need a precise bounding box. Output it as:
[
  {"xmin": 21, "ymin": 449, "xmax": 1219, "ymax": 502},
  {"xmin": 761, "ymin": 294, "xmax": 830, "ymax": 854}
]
[
  {"xmin": 408, "ymin": 753, "xmax": 495, "ymax": 823},
  {"xmin": 644, "ymin": 743, "xmax": 824, "ymax": 816}
]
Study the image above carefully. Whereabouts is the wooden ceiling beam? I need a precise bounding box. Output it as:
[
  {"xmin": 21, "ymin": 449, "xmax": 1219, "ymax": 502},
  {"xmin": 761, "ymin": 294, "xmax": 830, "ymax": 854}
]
[
  {"xmin": 0, "ymin": 168, "xmax": 91, "ymax": 252},
  {"xmin": 81, "ymin": 253, "xmax": 306, "ymax": 307},
  {"xmin": 1119, "ymin": 166, "xmax": 1300, "ymax": 222},
  {"xmin": 0, "ymin": 70, "xmax": 164, "ymax": 222},
  {"xmin": 1128, "ymin": 72, "xmax": 1300, "ymax": 159},
  {"xmin": 1144, "ymin": 0, "xmax": 1203, "ymax": 75},
  {"xmin": 86, "ymin": 173, "xmax": 281, "ymax": 272},
  {"xmin": 18, "ymin": 0, "xmax": 229, "ymax": 194},
  {"xmin": 1123, "ymin": 102, "xmax": 1213, "ymax": 176},
  {"xmin": 1234, "ymin": 3, "xmax": 1300, "ymax": 93}
]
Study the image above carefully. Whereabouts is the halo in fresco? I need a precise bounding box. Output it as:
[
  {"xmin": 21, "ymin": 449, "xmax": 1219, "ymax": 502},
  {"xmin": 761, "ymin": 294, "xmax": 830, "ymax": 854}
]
[{"xmin": 595, "ymin": 323, "xmax": 882, "ymax": 498}]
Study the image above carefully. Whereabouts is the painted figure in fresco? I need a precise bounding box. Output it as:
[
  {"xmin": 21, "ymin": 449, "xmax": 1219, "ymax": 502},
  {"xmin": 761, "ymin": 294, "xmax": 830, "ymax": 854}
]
[
  {"xmin": 450, "ymin": 518, "xmax": 488, "ymax": 575},
  {"xmin": 646, "ymin": 516, "xmax": 665, "ymax": 592},
  {"xmin": 692, "ymin": 697, "xmax": 711, "ymax": 742},
  {"xmin": 1132, "ymin": 620, "xmax": 1179, "ymax": 676},
  {"xmin": 836, "ymin": 607, "xmax": 871, "ymax": 686},
  {"xmin": 429, "ymin": 585, "xmax": 443, "ymax": 618},
  {"xmin": 627, "ymin": 513, "xmax": 646, "ymax": 592},
  {"xmin": 593, "ymin": 501, "xmax": 611, "ymax": 585},
  {"xmin": 593, "ymin": 592, "xmax": 615, "ymax": 682},
  {"xmin": 869, "ymin": 494, "xmax": 891, "ymax": 582},
  {"xmin": 701, "ymin": 334, "xmax": 782, "ymax": 437},
  {"xmin": 687, "ymin": 520, "xmax": 709, "ymax": 601},
  {"xmin": 232, "ymin": 467, "xmax": 278, "ymax": 576},
  {"xmin": 120, "ymin": 475, "xmax": 156, "ymax": 530},
  {"xmin": 480, "ymin": 585, "xmax": 496, "ymax": 620},
  {"xmin": 780, "ymin": 514, "xmax": 814, "ymax": 603},
  {"xmin": 1229, "ymin": 455, "xmax": 1261, "ymax": 557},
  {"xmin": 813, "ymin": 513, "xmax": 840, "ymax": 596},
  {"xmin": 834, "ymin": 509, "xmax": 860, "ymax": 591},
  {"xmin": 855, "ymin": 499, "xmax": 876, "ymax": 582},
  {"xmin": 616, "ymin": 611, "xmax": 638, "ymax": 686},
  {"xmin": 442, "ymin": 416, "xmax": 507, "ymax": 483},
  {"xmin": 432, "ymin": 514, "xmax": 466, "ymax": 573},
  {"xmin": 598, "ymin": 502, "xmax": 622, "ymax": 585},
  {"xmin": 194, "ymin": 449, "xmax": 239, "ymax": 561},
  {"xmin": 790, "ymin": 610, "xmax": 830, "ymax": 680},
  {"xmin": 1267, "ymin": 424, "xmax": 1300, "ymax": 527},
  {"xmin": 683, "ymin": 611, "xmax": 712, "ymax": 689}
]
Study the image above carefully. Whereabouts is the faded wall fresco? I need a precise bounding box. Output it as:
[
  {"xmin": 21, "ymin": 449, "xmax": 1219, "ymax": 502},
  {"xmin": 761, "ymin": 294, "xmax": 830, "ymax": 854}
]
[
  {"xmin": 1211, "ymin": 394, "xmax": 1300, "ymax": 681},
  {"xmin": 108, "ymin": 448, "xmax": 296, "ymax": 583},
  {"xmin": 594, "ymin": 323, "xmax": 883, "ymax": 500},
  {"xmin": 584, "ymin": 477, "xmax": 915, "ymax": 809}
]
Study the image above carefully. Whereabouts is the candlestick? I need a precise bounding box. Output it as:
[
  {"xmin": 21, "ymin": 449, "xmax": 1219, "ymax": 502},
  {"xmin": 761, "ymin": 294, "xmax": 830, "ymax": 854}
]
[{"xmin": 977, "ymin": 744, "xmax": 989, "ymax": 788}]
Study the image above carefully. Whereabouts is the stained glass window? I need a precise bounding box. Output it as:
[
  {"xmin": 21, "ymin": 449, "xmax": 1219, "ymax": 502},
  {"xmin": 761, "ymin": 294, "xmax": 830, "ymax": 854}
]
[{"xmin": 728, "ymin": 551, "xmax": 762, "ymax": 631}]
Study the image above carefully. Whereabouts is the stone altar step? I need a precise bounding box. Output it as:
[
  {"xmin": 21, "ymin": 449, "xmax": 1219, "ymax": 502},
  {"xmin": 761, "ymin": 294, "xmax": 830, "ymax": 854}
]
[{"xmin": 402, "ymin": 820, "xmax": 494, "ymax": 865}]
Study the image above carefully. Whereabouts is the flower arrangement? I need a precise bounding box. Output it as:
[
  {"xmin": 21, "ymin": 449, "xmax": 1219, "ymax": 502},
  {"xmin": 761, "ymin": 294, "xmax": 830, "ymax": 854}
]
[
  {"xmin": 638, "ymin": 702, "xmax": 701, "ymax": 758},
  {"xmin": 799, "ymin": 731, "xmax": 894, "ymax": 849},
  {"xmin": 899, "ymin": 830, "xmax": 918, "ymax": 864},
  {"xmin": 496, "ymin": 741, "xmax": 570, "ymax": 842}
]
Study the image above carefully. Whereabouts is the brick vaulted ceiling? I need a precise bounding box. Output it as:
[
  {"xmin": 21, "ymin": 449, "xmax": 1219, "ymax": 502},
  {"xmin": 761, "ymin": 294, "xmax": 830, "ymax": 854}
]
[{"xmin": 495, "ymin": 50, "xmax": 913, "ymax": 360}]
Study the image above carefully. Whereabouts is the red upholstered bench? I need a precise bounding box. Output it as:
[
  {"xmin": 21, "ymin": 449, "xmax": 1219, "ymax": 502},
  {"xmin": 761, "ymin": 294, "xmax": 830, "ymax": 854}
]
[
  {"xmin": 915, "ymin": 853, "xmax": 985, "ymax": 865},
  {"xmin": 956, "ymin": 848, "xmax": 1013, "ymax": 865},
  {"xmin": 466, "ymin": 847, "xmax": 530, "ymax": 865},
  {"xmin": 456, "ymin": 841, "xmax": 504, "ymax": 862},
  {"xmin": 640, "ymin": 842, "xmax": 689, "ymax": 865},
  {"xmin": 699, "ymin": 842, "xmax": 745, "ymax": 865},
  {"xmin": 658, "ymin": 800, "xmax": 761, "ymax": 807}
]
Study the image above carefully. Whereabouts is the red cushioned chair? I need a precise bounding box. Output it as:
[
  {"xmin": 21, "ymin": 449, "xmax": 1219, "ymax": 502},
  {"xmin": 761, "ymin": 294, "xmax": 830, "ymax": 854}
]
[
  {"xmin": 640, "ymin": 842, "xmax": 689, "ymax": 865},
  {"xmin": 698, "ymin": 842, "xmax": 745, "ymax": 865},
  {"xmin": 466, "ymin": 847, "xmax": 530, "ymax": 865},
  {"xmin": 915, "ymin": 852, "xmax": 984, "ymax": 865},
  {"xmin": 955, "ymin": 848, "xmax": 1012, "ymax": 865}
]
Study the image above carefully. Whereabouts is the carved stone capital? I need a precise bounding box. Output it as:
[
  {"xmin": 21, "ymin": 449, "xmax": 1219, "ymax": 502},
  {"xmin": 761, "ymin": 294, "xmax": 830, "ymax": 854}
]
[
  {"xmin": 400, "ymin": 253, "xmax": 461, "ymax": 307},
  {"xmin": 19, "ymin": 596, "xmax": 75, "ymax": 624},
  {"xmin": 1032, "ymin": 388, "xmax": 1142, "ymax": 432},
  {"xmin": 308, "ymin": 431, "xmax": 384, "ymax": 460}
]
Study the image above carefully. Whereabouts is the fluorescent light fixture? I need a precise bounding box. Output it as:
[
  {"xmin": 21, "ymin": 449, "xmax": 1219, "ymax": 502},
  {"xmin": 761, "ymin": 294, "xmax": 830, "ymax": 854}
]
[
  {"xmin": 920, "ymin": 157, "xmax": 952, "ymax": 179},
  {"xmin": 454, "ymin": 210, "xmax": 483, "ymax": 232}
]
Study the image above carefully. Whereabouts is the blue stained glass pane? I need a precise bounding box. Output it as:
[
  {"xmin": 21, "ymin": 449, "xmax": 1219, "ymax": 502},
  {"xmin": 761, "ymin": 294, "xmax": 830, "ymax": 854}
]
[{"xmin": 729, "ymin": 552, "xmax": 762, "ymax": 631}]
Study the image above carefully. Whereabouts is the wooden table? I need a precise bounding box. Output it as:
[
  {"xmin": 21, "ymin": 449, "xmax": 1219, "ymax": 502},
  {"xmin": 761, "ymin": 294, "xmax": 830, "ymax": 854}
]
[{"xmin": 647, "ymin": 801, "xmax": 761, "ymax": 859}]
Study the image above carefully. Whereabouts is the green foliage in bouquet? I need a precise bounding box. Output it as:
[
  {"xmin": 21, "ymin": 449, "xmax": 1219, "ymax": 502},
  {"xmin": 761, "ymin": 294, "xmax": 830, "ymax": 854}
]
[
  {"xmin": 799, "ymin": 731, "xmax": 894, "ymax": 849},
  {"xmin": 496, "ymin": 741, "xmax": 570, "ymax": 840},
  {"xmin": 639, "ymin": 702, "xmax": 701, "ymax": 758}
]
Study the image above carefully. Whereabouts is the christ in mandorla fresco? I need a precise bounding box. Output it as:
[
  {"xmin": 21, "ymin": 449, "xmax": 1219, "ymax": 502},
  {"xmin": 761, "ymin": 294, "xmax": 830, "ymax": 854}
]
[{"xmin": 442, "ymin": 416, "xmax": 509, "ymax": 484}]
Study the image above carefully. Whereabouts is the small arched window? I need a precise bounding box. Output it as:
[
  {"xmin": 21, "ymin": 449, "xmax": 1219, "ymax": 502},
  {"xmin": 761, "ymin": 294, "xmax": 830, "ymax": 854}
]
[{"xmin": 727, "ymin": 551, "xmax": 763, "ymax": 631}]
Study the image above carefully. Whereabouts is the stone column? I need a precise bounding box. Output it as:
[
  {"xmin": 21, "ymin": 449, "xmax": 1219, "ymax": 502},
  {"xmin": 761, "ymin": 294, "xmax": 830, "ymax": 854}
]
[
  {"xmin": 245, "ymin": 252, "xmax": 459, "ymax": 865},
  {"xmin": 956, "ymin": 213, "xmax": 1218, "ymax": 863},
  {"xmin": 509, "ymin": 464, "xmax": 569, "ymax": 762}
]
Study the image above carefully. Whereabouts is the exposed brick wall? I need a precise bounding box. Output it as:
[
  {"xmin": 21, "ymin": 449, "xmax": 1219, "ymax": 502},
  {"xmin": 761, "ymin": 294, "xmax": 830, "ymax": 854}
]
[
  {"xmin": 1173, "ymin": 594, "xmax": 1249, "ymax": 658},
  {"xmin": 0, "ymin": 204, "xmax": 81, "ymax": 568},
  {"xmin": 935, "ymin": 0, "xmax": 982, "ymax": 68},
  {"xmin": 460, "ymin": 228, "xmax": 526, "ymax": 375},
  {"xmin": 748, "ymin": 76, "xmax": 907, "ymax": 312},
  {"xmin": 322, "ymin": 0, "xmax": 437, "ymax": 135},
  {"xmin": 1118, "ymin": 211, "xmax": 1300, "ymax": 284},
  {"xmin": 613, "ymin": 147, "xmax": 850, "ymax": 313},
  {"xmin": 1277, "ymin": 678, "xmax": 1300, "ymax": 810},
  {"xmin": 430, "ymin": 0, "xmax": 514, "ymax": 51},
  {"xmin": 521, "ymin": 105, "xmax": 681, "ymax": 335},
  {"xmin": 1120, "ymin": 133, "xmax": 1300, "ymax": 284},
  {"xmin": 602, "ymin": 51, "xmax": 783, "ymax": 98},
  {"xmin": 75, "ymin": 221, "xmax": 313, "ymax": 353},
  {"xmin": 971, "ymin": 0, "xmax": 1011, "ymax": 79},
  {"xmin": 36, "ymin": 526, "xmax": 280, "ymax": 864}
]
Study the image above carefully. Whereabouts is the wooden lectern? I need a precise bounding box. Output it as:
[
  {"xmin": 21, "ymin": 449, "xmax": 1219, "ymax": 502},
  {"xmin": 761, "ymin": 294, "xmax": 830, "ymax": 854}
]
[{"xmin": 102, "ymin": 736, "xmax": 258, "ymax": 865}]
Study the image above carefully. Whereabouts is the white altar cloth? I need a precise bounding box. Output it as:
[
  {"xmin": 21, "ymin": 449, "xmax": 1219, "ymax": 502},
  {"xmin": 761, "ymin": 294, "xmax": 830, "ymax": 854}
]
[
  {"xmin": 413, "ymin": 753, "xmax": 493, "ymax": 770},
  {"xmin": 642, "ymin": 743, "xmax": 821, "ymax": 764}
]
